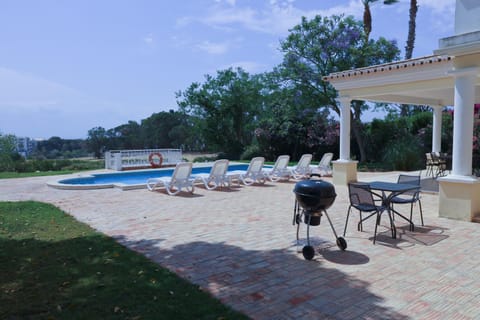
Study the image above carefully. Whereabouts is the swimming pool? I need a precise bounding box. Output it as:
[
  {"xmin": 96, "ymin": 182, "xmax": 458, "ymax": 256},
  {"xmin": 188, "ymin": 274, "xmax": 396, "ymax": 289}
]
[{"xmin": 48, "ymin": 163, "xmax": 255, "ymax": 190}]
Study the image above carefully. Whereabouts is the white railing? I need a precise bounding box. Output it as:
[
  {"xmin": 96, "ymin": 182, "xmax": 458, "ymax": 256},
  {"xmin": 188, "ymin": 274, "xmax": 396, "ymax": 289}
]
[{"xmin": 105, "ymin": 149, "xmax": 183, "ymax": 171}]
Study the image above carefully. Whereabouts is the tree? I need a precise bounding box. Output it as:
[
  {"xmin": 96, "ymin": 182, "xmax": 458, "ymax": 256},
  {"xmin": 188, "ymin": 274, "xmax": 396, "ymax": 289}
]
[
  {"xmin": 0, "ymin": 133, "xmax": 17, "ymax": 171},
  {"xmin": 374, "ymin": 0, "xmax": 417, "ymax": 116},
  {"xmin": 106, "ymin": 121, "xmax": 142, "ymax": 150},
  {"xmin": 361, "ymin": 0, "xmax": 399, "ymax": 41},
  {"xmin": 140, "ymin": 110, "xmax": 199, "ymax": 151},
  {"xmin": 33, "ymin": 137, "xmax": 89, "ymax": 159},
  {"xmin": 278, "ymin": 14, "xmax": 400, "ymax": 161},
  {"xmin": 395, "ymin": 0, "xmax": 419, "ymax": 117},
  {"xmin": 404, "ymin": 0, "xmax": 418, "ymax": 60},
  {"xmin": 86, "ymin": 127, "xmax": 107, "ymax": 159},
  {"xmin": 176, "ymin": 68, "xmax": 264, "ymax": 159},
  {"xmin": 251, "ymin": 71, "xmax": 338, "ymax": 160},
  {"xmin": 371, "ymin": 0, "xmax": 417, "ymax": 59}
]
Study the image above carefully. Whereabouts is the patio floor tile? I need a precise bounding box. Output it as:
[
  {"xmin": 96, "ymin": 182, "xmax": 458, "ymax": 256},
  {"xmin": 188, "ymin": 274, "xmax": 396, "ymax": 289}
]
[{"xmin": 1, "ymin": 170, "xmax": 480, "ymax": 319}]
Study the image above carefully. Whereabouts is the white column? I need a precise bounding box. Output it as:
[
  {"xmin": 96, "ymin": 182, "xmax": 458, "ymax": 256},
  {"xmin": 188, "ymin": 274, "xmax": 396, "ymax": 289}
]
[
  {"xmin": 432, "ymin": 106, "xmax": 443, "ymax": 153},
  {"xmin": 338, "ymin": 97, "xmax": 352, "ymax": 161},
  {"xmin": 114, "ymin": 153, "xmax": 123, "ymax": 171},
  {"xmin": 451, "ymin": 71, "xmax": 476, "ymax": 176}
]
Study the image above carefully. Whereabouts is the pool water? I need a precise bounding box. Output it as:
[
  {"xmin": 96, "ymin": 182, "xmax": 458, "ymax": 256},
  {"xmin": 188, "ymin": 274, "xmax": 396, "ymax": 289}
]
[{"xmin": 50, "ymin": 164, "xmax": 253, "ymax": 190}]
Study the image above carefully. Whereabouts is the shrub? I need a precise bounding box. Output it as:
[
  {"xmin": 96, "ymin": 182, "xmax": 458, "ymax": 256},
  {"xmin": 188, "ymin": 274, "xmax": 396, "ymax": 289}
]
[
  {"xmin": 193, "ymin": 156, "xmax": 218, "ymax": 162},
  {"xmin": 382, "ymin": 136, "xmax": 423, "ymax": 171},
  {"xmin": 2, "ymin": 158, "xmax": 104, "ymax": 173},
  {"xmin": 14, "ymin": 160, "xmax": 35, "ymax": 173},
  {"xmin": 240, "ymin": 143, "xmax": 262, "ymax": 160}
]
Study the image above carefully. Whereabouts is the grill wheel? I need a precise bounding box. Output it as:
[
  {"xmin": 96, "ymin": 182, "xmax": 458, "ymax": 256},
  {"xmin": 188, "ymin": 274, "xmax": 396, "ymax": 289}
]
[{"xmin": 302, "ymin": 245, "xmax": 315, "ymax": 260}]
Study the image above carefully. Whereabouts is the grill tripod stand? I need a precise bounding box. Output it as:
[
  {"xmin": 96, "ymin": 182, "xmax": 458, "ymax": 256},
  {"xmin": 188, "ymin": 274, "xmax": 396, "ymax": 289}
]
[{"xmin": 293, "ymin": 200, "xmax": 347, "ymax": 260}]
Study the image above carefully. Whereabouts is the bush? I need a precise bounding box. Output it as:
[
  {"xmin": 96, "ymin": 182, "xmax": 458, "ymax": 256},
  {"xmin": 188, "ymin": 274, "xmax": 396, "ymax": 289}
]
[
  {"xmin": 382, "ymin": 136, "xmax": 423, "ymax": 171},
  {"xmin": 2, "ymin": 158, "xmax": 104, "ymax": 173},
  {"xmin": 215, "ymin": 152, "xmax": 229, "ymax": 160},
  {"xmin": 193, "ymin": 156, "xmax": 218, "ymax": 162},
  {"xmin": 14, "ymin": 160, "xmax": 35, "ymax": 173},
  {"xmin": 32, "ymin": 159, "xmax": 54, "ymax": 171},
  {"xmin": 240, "ymin": 144, "xmax": 262, "ymax": 160},
  {"xmin": 56, "ymin": 159, "xmax": 103, "ymax": 171}
]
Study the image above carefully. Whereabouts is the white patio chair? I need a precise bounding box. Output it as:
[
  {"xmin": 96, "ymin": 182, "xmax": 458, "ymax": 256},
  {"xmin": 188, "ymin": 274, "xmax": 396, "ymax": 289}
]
[
  {"xmin": 311, "ymin": 153, "xmax": 334, "ymax": 177},
  {"xmin": 227, "ymin": 157, "xmax": 267, "ymax": 185},
  {"xmin": 146, "ymin": 162, "xmax": 195, "ymax": 195},
  {"xmin": 289, "ymin": 154, "xmax": 313, "ymax": 179},
  {"xmin": 263, "ymin": 155, "xmax": 291, "ymax": 181},
  {"xmin": 192, "ymin": 159, "xmax": 230, "ymax": 190}
]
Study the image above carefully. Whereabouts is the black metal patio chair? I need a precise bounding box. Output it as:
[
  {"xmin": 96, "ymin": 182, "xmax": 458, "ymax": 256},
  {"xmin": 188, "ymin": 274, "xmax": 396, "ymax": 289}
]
[
  {"xmin": 425, "ymin": 153, "xmax": 436, "ymax": 177},
  {"xmin": 344, "ymin": 182, "xmax": 389, "ymax": 244},
  {"xmin": 390, "ymin": 174, "xmax": 424, "ymax": 226}
]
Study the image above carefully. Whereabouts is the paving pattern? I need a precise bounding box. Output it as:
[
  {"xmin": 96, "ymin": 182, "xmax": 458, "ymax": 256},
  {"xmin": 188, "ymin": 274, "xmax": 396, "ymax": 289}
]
[{"xmin": 1, "ymin": 171, "xmax": 480, "ymax": 319}]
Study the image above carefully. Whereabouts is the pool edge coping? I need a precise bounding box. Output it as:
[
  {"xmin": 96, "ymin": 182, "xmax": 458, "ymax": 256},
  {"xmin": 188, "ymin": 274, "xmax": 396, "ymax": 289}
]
[{"xmin": 46, "ymin": 161, "xmax": 251, "ymax": 191}]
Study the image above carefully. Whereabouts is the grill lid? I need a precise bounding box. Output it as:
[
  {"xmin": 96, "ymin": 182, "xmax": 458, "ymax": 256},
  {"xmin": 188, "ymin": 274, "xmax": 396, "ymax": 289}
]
[{"xmin": 293, "ymin": 179, "xmax": 336, "ymax": 211}]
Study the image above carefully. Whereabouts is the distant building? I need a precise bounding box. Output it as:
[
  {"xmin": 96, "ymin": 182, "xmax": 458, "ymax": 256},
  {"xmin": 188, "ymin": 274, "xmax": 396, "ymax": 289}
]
[{"xmin": 15, "ymin": 137, "xmax": 38, "ymax": 158}]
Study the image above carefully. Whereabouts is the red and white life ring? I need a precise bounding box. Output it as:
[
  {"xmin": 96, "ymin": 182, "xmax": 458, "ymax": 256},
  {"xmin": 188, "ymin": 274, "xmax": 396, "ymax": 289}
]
[{"xmin": 148, "ymin": 152, "xmax": 163, "ymax": 168}]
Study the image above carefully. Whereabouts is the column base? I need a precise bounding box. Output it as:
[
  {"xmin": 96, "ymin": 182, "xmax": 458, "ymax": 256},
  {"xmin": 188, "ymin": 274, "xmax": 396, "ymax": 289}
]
[
  {"xmin": 438, "ymin": 175, "xmax": 480, "ymax": 221},
  {"xmin": 332, "ymin": 160, "xmax": 358, "ymax": 185}
]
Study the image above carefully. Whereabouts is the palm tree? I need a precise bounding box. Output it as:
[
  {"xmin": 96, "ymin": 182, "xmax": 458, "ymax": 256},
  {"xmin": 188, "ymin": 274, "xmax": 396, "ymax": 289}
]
[
  {"xmin": 400, "ymin": 0, "xmax": 419, "ymax": 116},
  {"xmin": 364, "ymin": 0, "xmax": 418, "ymax": 115},
  {"xmin": 361, "ymin": 0, "xmax": 398, "ymax": 41},
  {"xmin": 404, "ymin": 0, "xmax": 418, "ymax": 59}
]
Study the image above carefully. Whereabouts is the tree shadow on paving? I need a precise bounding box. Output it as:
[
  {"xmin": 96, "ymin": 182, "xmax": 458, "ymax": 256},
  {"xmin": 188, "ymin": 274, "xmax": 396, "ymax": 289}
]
[{"xmin": 119, "ymin": 237, "xmax": 410, "ymax": 320}]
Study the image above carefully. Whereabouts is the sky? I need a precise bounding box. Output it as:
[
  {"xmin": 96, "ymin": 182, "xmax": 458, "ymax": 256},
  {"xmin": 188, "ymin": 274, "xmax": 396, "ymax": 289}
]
[{"xmin": 0, "ymin": 0, "xmax": 456, "ymax": 140}]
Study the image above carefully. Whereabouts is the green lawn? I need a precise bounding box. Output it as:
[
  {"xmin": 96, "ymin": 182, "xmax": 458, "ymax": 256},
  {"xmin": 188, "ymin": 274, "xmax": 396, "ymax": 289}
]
[
  {"xmin": 0, "ymin": 201, "xmax": 248, "ymax": 320},
  {"xmin": 0, "ymin": 171, "xmax": 75, "ymax": 179}
]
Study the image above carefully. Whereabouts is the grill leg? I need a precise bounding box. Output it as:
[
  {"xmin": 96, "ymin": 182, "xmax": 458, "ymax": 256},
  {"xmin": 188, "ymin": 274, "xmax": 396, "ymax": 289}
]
[
  {"xmin": 306, "ymin": 214, "xmax": 311, "ymax": 246},
  {"xmin": 296, "ymin": 219, "xmax": 301, "ymax": 241},
  {"xmin": 324, "ymin": 210, "xmax": 338, "ymax": 239}
]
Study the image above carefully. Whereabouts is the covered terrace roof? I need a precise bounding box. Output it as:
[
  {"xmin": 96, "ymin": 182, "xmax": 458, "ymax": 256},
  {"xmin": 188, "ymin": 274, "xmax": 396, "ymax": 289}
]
[{"xmin": 324, "ymin": 55, "xmax": 480, "ymax": 107}]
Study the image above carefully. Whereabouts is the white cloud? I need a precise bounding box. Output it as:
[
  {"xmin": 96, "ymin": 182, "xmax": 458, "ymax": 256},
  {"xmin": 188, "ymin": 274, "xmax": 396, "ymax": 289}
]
[
  {"xmin": 143, "ymin": 33, "xmax": 154, "ymax": 44},
  {"xmin": 203, "ymin": 6, "xmax": 257, "ymax": 27},
  {"xmin": 175, "ymin": 16, "xmax": 193, "ymax": 28},
  {"xmin": 421, "ymin": 0, "xmax": 456, "ymax": 13},
  {"xmin": 184, "ymin": 0, "xmax": 455, "ymax": 39},
  {"xmin": 407, "ymin": 0, "xmax": 455, "ymax": 34},
  {"xmin": 196, "ymin": 40, "xmax": 230, "ymax": 54},
  {"xmin": 187, "ymin": 0, "xmax": 364, "ymax": 37},
  {"xmin": 214, "ymin": 0, "xmax": 236, "ymax": 6},
  {"xmin": 315, "ymin": 0, "xmax": 363, "ymax": 19},
  {"xmin": 224, "ymin": 61, "xmax": 268, "ymax": 73}
]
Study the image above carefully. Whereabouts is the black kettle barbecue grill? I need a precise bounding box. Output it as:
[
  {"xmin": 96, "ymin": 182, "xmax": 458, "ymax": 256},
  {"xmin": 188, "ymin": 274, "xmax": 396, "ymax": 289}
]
[{"xmin": 293, "ymin": 174, "xmax": 347, "ymax": 260}]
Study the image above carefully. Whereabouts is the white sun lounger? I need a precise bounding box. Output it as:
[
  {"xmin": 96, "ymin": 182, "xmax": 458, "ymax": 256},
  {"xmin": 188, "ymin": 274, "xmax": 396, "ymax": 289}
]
[
  {"xmin": 263, "ymin": 155, "xmax": 291, "ymax": 181},
  {"xmin": 192, "ymin": 159, "xmax": 230, "ymax": 190},
  {"xmin": 146, "ymin": 162, "xmax": 195, "ymax": 195},
  {"xmin": 288, "ymin": 154, "xmax": 313, "ymax": 179},
  {"xmin": 227, "ymin": 157, "xmax": 267, "ymax": 185},
  {"xmin": 310, "ymin": 152, "xmax": 333, "ymax": 177}
]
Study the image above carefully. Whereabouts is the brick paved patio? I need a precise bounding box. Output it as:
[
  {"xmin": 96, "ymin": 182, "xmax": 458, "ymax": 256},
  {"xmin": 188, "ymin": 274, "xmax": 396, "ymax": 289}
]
[{"xmin": 1, "ymin": 170, "xmax": 479, "ymax": 319}]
